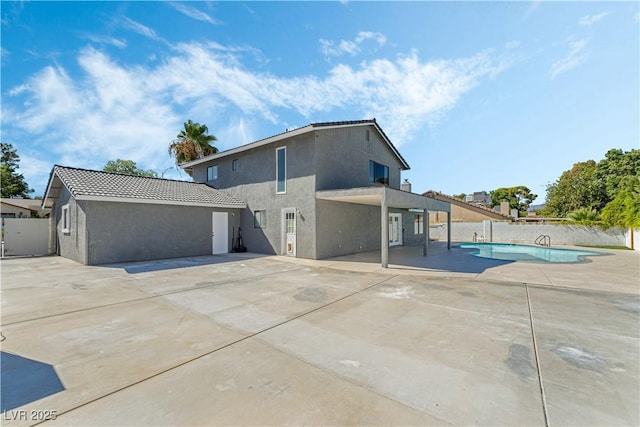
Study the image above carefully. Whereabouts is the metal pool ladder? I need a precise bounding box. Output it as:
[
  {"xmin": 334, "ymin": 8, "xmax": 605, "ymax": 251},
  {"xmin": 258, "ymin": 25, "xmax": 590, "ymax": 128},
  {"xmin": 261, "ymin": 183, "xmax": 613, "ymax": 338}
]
[{"xmin": 535, "ymin": 234, "xmax": 551, "ymax": 247}]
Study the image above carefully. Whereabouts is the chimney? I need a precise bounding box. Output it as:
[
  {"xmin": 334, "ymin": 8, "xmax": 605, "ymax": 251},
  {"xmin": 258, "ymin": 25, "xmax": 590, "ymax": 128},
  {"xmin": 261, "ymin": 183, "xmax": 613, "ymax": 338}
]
[
  {"xmin": 401, "ymin": 179, "xmax": 412, "ymax": 193},
  {"xmin": 500, "ymin": 201, "xmax": 510, "ymax": 216}
]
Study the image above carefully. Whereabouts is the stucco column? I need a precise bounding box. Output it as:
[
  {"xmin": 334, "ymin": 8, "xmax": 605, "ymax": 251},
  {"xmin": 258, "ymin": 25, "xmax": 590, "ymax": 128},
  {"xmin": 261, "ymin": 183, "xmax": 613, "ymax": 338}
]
[
  {"xmin": 423, "ymin": 208, "xmax": 429, "ymax": 256},
  {"xmin": 381, "ymin": 193, "xmax": 389, "ymax": 268},
  {"xmin": 447, "ymin": 211, "xmax": 452, "ymax": 250}
]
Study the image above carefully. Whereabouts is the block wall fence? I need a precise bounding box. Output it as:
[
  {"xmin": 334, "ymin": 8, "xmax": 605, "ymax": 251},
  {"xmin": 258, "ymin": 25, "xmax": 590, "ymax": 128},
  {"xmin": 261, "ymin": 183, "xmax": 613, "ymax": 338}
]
[{"xmin": 428, "ymin": 221, "xmax": 633, "ymax": 249}]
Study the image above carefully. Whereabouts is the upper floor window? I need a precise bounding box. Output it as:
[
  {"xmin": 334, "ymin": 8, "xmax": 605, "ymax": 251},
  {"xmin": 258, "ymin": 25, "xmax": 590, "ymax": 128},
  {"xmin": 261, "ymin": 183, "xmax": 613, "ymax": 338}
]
[
  {"xmin": 276, "ymin": 147, "xmax": 286, "ymax": 194},
  {"xmin": 207, "ymin": 165, "xmax": 218, "ymax": 181},
  {"xmin": 369, "ymin": 160, "xmax": 389, "ymax": 186},
  {"xmin": 232, "ymin": 159, "xmax": 239, "ymax": 171}
]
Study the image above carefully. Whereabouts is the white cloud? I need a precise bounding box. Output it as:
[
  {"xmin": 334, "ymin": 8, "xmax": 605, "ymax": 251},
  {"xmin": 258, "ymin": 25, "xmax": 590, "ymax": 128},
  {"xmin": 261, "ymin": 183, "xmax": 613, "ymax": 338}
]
[
  {"xmin": 320, "ymin": 31, "xmax": 387, "ymax": 57},
  {"xmin": 15, "ymin": 154, "xmax": 54, "ymax": 197},
  {"xmin": 169, "ymin": 2, "xmax": 219, "ymax": 25},
  {"xmin": 549, "ymin": 37, "xmax": 589, "ymax": 80},
  {"xmin": 579, "ymin": 12, "xmax": 609, "ymax": 27},
  {"xmin": 83, "ymin": 34, "xmax": 127, "ymax": 49},
  {"xmin": 121, "ymin": 17, "xmax": 163, "ymax": 41},
  {"xmin": 3, "ymin": 42, "xmax": 510, "ymax": 191}
]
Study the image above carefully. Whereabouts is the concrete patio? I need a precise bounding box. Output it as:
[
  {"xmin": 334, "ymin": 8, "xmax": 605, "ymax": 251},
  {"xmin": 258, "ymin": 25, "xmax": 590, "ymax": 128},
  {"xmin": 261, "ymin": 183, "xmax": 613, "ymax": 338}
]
[{"xmin": 1, "ymin": 244, "xmax": 638, "ymax": 426}]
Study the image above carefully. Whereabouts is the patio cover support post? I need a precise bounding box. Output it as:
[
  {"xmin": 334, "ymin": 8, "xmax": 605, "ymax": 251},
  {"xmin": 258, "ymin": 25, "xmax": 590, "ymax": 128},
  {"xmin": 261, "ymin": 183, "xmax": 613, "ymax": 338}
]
[
  {"xmin": 381, "ymin": 193, "xmax": 389, "ymax": 268},
  {"xmin": 423, "ymin": 208, "xmax": 429, "ymax": 256},
  {"xmin": 447, "ymin": 211, "xmax": 452, "ymax": 250}
]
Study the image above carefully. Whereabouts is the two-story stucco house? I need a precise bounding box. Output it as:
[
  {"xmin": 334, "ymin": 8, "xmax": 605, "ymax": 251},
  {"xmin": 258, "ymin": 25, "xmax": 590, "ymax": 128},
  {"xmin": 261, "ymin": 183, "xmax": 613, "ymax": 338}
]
[
  {"xmin": 181, "ymin": 119, "xmax": 451, "ymax": 267},
  {"xmin": 42, "ymin": 119, "xmax": 451, "ymax": 266}
]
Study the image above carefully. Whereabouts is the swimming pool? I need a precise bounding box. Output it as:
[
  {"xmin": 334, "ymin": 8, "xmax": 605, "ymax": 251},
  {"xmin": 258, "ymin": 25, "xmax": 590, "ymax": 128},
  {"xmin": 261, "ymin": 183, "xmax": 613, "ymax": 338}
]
[{"xmin": 459, "ymin": 242, "xmax": 603, "ymax": 263}]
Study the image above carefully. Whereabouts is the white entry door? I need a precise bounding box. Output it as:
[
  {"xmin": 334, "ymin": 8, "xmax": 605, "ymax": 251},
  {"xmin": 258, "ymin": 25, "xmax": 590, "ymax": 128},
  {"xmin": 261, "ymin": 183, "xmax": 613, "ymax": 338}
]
[
  {"xmin": 389, "ymin": 213, "xmax": 403, "ymax": 246},
  {"xmin": 212, "ymin": 212, "xmax": 228, "ymax": 254},
  {"xmin": 283, "ymin": 209, "xmax": 296, "ymax": 256}
]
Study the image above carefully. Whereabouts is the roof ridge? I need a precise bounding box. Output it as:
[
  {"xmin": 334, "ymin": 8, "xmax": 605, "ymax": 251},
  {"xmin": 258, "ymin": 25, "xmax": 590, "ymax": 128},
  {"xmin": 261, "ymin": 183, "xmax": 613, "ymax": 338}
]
[{"xmin": 425, "ymin": 190, "xmax": 512, "ymax": 219}]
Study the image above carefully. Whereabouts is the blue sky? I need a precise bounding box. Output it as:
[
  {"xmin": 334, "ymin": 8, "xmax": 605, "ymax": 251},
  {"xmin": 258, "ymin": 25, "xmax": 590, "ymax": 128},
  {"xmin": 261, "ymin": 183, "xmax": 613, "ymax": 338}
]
[{"xmin": 2, "ymin": 1, "xmax": 638, "ymax": 202}]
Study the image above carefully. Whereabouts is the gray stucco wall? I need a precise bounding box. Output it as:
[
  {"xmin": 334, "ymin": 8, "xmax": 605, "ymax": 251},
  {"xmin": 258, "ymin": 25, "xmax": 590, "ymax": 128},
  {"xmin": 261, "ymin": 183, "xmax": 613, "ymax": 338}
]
[
  {"xmin": 55, "ymin": 187, "xmax": 88, "ymax": 264},
  {"xmin": 315, "ymin": 125, "xmax": 404, "ymax": 191},
  {"xmin": 316, "ymin": 200, "xmax": 381, "ymax": 259},
  {"xmin": 191, "ymin": 133, "xmax": 318, "ymax": 258},
  {"xmin": 402, "ymin": 210, "xmax": 427, "ymax": 247},
  {"xmin": 82, "ymin": 201, "xmax": 241, "ymax": 265},
  {"xmin": 189, "ymin": 125, "xmax": 411, "ymax": 260},
  {"xmin": 316, "ymin": 202, "xmax": 426, "ymax": 259}
]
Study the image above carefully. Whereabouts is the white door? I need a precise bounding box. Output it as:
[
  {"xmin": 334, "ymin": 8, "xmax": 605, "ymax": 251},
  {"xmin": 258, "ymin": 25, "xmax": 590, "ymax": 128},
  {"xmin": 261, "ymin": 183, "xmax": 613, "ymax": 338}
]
[
  {"xmin": 389, "ymin": 213, "xmax": 402, "ymax": 246},
  {"xmin": 212, "ymin": 212, "xmax": 228, "ymax": 254},
  {"xmin": 283, "ymin": 209, "xmax": 296, "ymax": 256}
]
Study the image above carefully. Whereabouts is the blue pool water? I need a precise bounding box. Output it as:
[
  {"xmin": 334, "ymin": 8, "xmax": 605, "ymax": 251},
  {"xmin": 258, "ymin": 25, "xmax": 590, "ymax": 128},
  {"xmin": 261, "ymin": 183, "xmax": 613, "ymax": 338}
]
[{"xmin": 459, "ymin": 243, "xmax": 603, "ymax": 263}]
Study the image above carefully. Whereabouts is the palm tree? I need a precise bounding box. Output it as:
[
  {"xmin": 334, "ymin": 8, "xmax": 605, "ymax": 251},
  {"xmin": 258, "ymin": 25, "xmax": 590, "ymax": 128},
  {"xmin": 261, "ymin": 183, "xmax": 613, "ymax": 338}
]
[{"xmin": 168, "ymin": 120, "xmax": 218, "ymax": 164}]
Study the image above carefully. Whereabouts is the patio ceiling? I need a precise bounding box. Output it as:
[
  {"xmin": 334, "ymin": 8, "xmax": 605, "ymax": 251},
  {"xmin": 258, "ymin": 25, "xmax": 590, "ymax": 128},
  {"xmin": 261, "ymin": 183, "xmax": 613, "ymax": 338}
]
[{"xmin": 316, "ymin": 187, "xmax": 451, "ymax": 212}]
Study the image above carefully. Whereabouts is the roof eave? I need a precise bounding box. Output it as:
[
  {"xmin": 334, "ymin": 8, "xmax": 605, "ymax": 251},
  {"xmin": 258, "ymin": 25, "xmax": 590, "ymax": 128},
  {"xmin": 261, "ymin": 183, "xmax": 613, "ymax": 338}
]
[{"xmin": 74, "ymin": 195, "xmax": 246, "ymax": 209}]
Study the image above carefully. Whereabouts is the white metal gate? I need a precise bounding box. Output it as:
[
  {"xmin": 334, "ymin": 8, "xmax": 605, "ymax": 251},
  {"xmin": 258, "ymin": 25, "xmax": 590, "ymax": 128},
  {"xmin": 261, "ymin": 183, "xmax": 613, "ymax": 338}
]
[{"xmin": 2, "ymin": 218, "xmax": 50, "ymax": 256}]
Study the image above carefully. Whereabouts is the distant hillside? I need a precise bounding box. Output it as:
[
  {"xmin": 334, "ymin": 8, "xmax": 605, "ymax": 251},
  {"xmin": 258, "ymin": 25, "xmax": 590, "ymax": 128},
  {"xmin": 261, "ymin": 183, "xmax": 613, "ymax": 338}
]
[{"xmin": 528, "ymin": 204, "xmax": 546, "ymax": 212}]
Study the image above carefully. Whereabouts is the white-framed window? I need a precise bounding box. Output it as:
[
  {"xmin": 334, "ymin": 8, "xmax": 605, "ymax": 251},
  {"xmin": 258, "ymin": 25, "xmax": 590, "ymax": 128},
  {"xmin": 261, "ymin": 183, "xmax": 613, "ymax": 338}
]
[
  {"xmin": 366, "ymin": 129, "xmax": 370, "ymax": 141},
  {"xmin": 232, "ymin": 159, "xmax": 239, "ymax": 171},
  {"xmin": 62, "ymin": 204, "xmax": 70, "ymax": 233},
  {"xmin": 276, "ymin": 147, "xmax": 286, "ymax": 194},
  {"xmin": 254, "ymin": 210, "xmax": 266, "ymax": 228},
  {"xmin": 207, "ymin": 165, "xmax": 218, "ymax": 181},
  {"xmin": 414, "ymin": 214, "xmax": 424, "ymax": 235}
]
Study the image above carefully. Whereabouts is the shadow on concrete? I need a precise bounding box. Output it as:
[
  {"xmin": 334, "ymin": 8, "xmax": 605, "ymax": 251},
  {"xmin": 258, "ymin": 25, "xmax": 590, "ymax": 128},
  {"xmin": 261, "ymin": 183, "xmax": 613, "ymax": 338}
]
[
  {"xmin": 103, "ymin": 252, "xmax": 270, "ymax": 274},
  {"xmin": 392, "ymin": 245, "xmax": 514, "ymax": 273},
  {"xmin": 1, "ymin": 351, "xmax": 65, "ymax": 413},
  {"xmin": 330, "ymin": 242, "xmax": 514, "ymax": 274}
]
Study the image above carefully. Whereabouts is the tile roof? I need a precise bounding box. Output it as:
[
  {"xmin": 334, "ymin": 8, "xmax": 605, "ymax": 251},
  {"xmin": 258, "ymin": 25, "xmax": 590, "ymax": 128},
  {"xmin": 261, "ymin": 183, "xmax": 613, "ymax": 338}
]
[{"xmin": 43, "ymin": 166, "xmax": 246, "ymax": 209}]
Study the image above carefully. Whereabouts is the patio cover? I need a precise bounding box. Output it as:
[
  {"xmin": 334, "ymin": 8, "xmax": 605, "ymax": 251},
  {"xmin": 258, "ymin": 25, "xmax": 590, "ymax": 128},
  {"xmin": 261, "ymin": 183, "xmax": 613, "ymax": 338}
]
[{"xmin": 316, "ymin": 187, "xmax": 452, "ymax": 268}]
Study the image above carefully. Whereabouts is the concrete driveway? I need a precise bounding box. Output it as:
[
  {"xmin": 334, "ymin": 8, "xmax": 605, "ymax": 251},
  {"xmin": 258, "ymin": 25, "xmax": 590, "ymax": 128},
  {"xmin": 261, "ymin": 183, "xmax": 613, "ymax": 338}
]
[{"xmin": 1, "ymin": 245, "xmax": 638, "ymax": 426}]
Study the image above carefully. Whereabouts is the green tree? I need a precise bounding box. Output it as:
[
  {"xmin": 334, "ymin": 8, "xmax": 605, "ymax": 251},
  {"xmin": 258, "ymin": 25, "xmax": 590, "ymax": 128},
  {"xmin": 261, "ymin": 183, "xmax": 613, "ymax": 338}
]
[
  {"xmin": 568, "ymin": 207, "xmax": 601, "ymax": 226},
  {"xmin": 103, "ymin": 159, "xmax": 157, "ymax": 177},
  {"xmin": 594, "ymin": 148, "xmax": 640, "ymax": 201},
  {"xmin": 1, "ymin": 142, "xmax": 33, "ymax": 198},
  {"xmin": 490, "ymin": 186, "xmax": 537, "ymax": 214},
  {"xmin": 168, "ymin": 120, "xmax": 218, "ymax": 164},
  {"xmin": 542, "ymin": 160, "xmax": 604, "ymax": 217},
  {"xmin": 600, "ymin": 176, "xmax": 640, "ymax": 228}
]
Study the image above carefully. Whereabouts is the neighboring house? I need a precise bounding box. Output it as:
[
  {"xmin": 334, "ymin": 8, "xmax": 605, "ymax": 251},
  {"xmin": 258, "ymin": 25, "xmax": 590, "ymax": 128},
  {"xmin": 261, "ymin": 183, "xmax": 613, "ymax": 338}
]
[
  {"xmin": 464, "ymin": 191, "xmax": 492, "ymax": 206},
  {"xmin": 181, "ymin": 119, "xmax": 451, "ymax": 267},
  {"xmin": 42, "ymin": 166, "xmax": 246, "ymax": 265},
  {"xmin": 1, "ymin": 198, "xmax": 47, "ymax": 218},
  {"xmin": 424, "ymin": 191, "xmax": 513, "ymax": 223}
]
